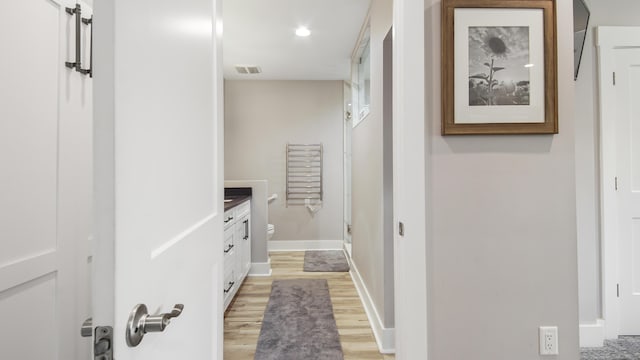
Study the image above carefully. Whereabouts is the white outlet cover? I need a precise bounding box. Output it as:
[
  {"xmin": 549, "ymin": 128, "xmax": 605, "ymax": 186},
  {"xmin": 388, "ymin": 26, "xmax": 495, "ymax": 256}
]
[{"xmin": 539, "ymin": 326, "xmax": 559, "ymax": 355}]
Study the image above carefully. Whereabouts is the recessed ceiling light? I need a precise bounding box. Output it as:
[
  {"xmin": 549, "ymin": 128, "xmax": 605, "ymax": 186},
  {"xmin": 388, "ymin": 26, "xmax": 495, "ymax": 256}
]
[{"xmin": 295, "ymin": 26, "xmax": 311, "ymax": 37}]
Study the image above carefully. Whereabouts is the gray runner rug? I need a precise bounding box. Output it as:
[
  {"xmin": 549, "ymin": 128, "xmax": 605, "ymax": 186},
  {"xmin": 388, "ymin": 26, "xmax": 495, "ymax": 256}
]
[
  {"xmin": 254, "ymin": 279, "xmax": 344, "ymax": 360},
  {"xmin": 303, "ymin": 251, "xmax": 350, "ymax": 272}
]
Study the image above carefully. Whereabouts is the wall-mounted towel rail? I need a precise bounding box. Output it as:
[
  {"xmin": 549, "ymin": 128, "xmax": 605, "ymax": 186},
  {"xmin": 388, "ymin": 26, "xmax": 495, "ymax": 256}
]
[{"xmin": 286, "ymin": 143, "xmax": 323, "ymax": 206}]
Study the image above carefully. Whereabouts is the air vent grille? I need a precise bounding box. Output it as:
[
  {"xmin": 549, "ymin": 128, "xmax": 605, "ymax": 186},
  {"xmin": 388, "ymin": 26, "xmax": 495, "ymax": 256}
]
[{"xmin": 235, "ymin": 65, "xmax": 262, "ymax": 75}]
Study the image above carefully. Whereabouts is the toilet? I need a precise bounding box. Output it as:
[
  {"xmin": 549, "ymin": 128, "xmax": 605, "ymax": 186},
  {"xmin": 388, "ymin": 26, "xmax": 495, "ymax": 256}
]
[{"xmin": 267, "ymin": 224, "xmax": 275, "ymax": 240}]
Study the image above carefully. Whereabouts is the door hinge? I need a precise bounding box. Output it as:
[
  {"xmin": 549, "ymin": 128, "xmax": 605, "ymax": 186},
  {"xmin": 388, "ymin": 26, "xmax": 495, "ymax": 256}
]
[
  {"xmin": 398, "ymin": 222, "xmax": 405, "ymax": 236},
  {"xmin": 615, "ymin": 176, "xmax": 618, "ymax": 191},
  {"xmin": 613, "ymin": 72, "xmax": 616, "ymax": 85},
  {"xmin": 617, "ymin": 284, "xmax": 620, "ymax": 298},
  {"xmin": 347, "ymin": 224, "xmax": 352, "ymax": 235}
]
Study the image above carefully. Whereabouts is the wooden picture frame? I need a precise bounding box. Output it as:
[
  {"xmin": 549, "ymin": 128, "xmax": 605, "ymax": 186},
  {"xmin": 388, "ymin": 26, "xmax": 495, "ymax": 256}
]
[{"xmin": 441, "ymin": 0, "xmax": 558, "ymax": 135}]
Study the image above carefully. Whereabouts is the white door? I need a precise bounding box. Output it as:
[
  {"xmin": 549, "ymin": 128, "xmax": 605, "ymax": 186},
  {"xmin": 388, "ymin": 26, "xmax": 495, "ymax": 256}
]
[
  {"xmin": 616, "ymin": 48, "xmax": 640, "ymax": 335},
  {"xmin": 92, "ymin": 0, "xmax": 224, "ymax": 358},
  {"xmin": 0, "ymin": 0, "xmax": 93, "ymax": 359}
]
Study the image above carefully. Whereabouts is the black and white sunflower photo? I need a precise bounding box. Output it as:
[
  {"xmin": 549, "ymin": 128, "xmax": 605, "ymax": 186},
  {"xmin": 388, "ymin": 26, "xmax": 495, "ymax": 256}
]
[{"xmin": 468, "ymin": 26, "xmax": 531, "ymax": 106}]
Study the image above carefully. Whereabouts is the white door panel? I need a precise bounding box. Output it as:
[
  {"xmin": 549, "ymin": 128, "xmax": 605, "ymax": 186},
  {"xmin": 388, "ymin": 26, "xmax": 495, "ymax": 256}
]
[
  {"xmin": 616, "ymin": 48, "xmax": 640, "ymax": 335},
  {"xmin": 0, "ymin": 0, "xmax": 93, "ymax": 359},
  {"xmin": 93, "ymin": 0, "xmax": 223, "ymax": 358},
  {"xmin": 0, "ymin": 0, "xmax": 60, "ymax": 267},
  {"xmin": 0, "ymin": 274, "xmax": 57, "ymax": 359}
]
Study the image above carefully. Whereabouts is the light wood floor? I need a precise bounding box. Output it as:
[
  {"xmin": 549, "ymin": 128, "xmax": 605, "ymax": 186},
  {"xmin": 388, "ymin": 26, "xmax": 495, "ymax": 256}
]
[{"xmin": 224, "ymin": 251, "xmax": 395, "ymax": 360}]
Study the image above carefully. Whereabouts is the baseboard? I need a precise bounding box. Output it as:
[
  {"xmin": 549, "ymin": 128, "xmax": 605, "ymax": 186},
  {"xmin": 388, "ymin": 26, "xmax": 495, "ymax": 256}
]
[
  {"xmin": 248, "ymin": 258, "xmax": 272, "ymax": 277},
  {"xmin": 580, "ymin": 319, "xmax": 605, "ymax": 347},
  {"xmin": 268, "ymin": 240, "xmax": 343, "ymax": 252},
  {"xmin": 348, "ymin": 257, "xmax": 395, "ymax": 354}
]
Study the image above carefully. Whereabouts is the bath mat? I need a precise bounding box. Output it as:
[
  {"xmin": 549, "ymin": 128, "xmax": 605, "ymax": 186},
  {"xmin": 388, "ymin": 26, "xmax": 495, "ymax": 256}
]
[
  {"xmin": 581, "ymin": 336, "xmax": 640, "ymax": 360},
  {"xmin": 303, "ymin": 250, "xmax": 350, "ymax": 272},
  {"xmin": 254, "ymin": 279, "xmax": 343, "ymax": 360}
]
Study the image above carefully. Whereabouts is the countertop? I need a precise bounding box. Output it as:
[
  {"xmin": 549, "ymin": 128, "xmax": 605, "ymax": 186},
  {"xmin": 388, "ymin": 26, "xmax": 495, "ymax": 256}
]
[
  {"xmin": 224, "ymin": 187, "xmax": 252, "ymax": 211},
  {"xmin": 224, "ymin": 195, "xmax": 251, "ymax": 211}
]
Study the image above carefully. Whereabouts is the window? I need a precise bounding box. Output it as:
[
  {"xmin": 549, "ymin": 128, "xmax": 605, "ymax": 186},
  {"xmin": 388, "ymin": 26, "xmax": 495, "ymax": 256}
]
[
  {"xmin": 358, "ymin": 41, "xmax": 370, "ymax": 120},
  {"xmin": 352, "ymin": 24, "xmax": 370, "ymax": 127}
]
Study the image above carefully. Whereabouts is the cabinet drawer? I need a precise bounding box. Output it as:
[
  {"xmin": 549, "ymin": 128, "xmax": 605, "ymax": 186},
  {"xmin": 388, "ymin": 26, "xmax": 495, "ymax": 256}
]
[
  {"xmin": 223, "ymin": 269, "xmax": 235, "ymax": 300},
  {"xmin": 223, "ymin": 208, "xmax": 235, "ymax": 229},
  {"xmin": 224, "ymin": 253, "xmax": 235, "ymax": 275},
  {"xmin": 223, "ymin": 227, "xmax": 234, "ymax": 257},
  {"xmin": 235, "ymin": 200, "xmax": 250, "ymax": 218}
]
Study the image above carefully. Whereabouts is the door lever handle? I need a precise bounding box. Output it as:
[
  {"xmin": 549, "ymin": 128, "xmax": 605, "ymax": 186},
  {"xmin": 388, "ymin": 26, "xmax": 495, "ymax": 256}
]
[
  {"xmin": 142, "ymin": 304, "xmax": 183, "ymax": 333},
  {"xmin": 126, "ymin": 303, "xmax": 185, "ymax": 347},
  {"xmin": 167, "ymin": 304, "xmax": 184, "ymax": 319}
]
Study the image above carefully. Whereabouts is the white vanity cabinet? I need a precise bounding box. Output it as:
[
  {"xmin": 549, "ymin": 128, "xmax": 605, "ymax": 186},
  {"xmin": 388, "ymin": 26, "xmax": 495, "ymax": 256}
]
[{"xmin": 223, "ymin": 199, "xmax": 251, "ymax": 311}]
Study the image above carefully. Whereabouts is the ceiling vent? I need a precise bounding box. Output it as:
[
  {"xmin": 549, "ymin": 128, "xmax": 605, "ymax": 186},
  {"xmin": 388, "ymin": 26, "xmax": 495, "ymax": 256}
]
[{"xmin": 235, "ymin": 65, "xmax": 262, "ymax": 75}]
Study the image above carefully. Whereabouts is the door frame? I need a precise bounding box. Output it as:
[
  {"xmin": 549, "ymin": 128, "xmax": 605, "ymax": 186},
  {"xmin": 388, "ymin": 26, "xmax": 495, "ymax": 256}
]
[
  {"xmin": 391, "ymin": 0, "xmax": 428, "ymax": 358},
  {"xmin": 343, "ymin": 80, "xmax": 353, "ymax": 256},
  {"xmin": 596, "ymin": 26, "xmax": 640, "ymax": 341},
  {"xmin": 210, "ymin": 0, "xmax": 429, "ymax": 356}
]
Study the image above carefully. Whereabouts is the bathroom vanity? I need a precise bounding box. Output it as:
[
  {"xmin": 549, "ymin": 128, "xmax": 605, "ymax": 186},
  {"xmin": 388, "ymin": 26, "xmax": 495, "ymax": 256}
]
[{"xmin": 223, "ymin": 189, "xmax": 252, "ymax": 310}]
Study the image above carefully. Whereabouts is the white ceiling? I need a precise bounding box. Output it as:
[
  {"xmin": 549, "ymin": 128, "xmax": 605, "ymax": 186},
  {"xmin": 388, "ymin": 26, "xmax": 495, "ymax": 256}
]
[{"xmin": 223, "ymin": 0, "xmax": 371, "ymax": 80}]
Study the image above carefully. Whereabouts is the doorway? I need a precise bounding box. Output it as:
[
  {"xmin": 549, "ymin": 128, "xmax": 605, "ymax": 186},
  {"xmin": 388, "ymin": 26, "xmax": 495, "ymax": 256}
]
[{"xmin": 221, "ymin": 0, "xmax": 381, "ymax": 358}]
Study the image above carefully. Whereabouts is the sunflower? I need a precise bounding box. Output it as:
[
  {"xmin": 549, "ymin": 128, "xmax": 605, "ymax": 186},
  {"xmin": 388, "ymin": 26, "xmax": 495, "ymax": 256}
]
[
  {"xmin": 487, "ymin": 37, "xmax": 507, "ymax": 56},
  {"xmin": 482, "ymin": 32, "xmax": 509, "ymax": 59}
]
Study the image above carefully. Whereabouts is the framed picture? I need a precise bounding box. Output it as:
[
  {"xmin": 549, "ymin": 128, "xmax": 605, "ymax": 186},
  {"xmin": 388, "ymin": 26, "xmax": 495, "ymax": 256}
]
[{"xmin": 441, "ymin": 0, "xmax": 558, "ymax": 135}]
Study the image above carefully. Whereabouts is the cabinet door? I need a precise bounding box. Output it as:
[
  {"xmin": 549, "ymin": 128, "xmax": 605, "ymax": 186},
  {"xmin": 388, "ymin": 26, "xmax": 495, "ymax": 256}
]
[
  {"xmin": 234, "ymin": 214, "xmax": 248, "ymax": 281},
  {"xmin": 242, "ymin": 215, "xmax": 251, "ymax": 275},
  {"xmin": 223, "ymin": 226, "xmax": 235, "ymax": 309},
  {"xmin": 224, "ymin": 208, "xmax": 235, "ymax": 230}
]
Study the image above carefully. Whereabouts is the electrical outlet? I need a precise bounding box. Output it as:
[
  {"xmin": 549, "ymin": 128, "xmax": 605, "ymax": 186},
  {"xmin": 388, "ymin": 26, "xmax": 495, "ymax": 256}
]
[{"xmin": 539, "ymin": 326, "xmax": 559, "ymax": 355}]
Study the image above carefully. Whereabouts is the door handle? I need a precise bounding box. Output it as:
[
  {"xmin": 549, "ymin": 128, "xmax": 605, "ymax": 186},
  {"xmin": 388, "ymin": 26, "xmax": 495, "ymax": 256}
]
[
  {"xmin": 126, "ymin": 303, "xmax": 184, "ymax": 347},
  {"xmin": 65, "ymin": 4, "xmax": 82, "ymax": 71},
  {"xmin": 65, "ymin": 4, "xmax": 92, "ymax": 76},
  {"xmin": 224, "ymin": 281, "xmax": 235, "ymax": 294},
  {"xmin": 79, "ymin": 16, "xmax": 93, "ymax": 77}
]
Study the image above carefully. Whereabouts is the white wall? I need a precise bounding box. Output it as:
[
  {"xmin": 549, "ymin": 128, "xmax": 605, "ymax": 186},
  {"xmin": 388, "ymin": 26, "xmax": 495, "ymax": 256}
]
[
  {"xmin": 224, "ymin": 80, "xmax": 343, "ymax": 241},
  {"xmin": 425, "ymin": 0, "xmax": 580, "ymax": 358},
  {"xmin": 351, "ymin": 0, "xmax": 395, "ymax": 331},
  {"xmin": 575, "ymin": 0, "xmax": 640, "ymax": 324}
]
